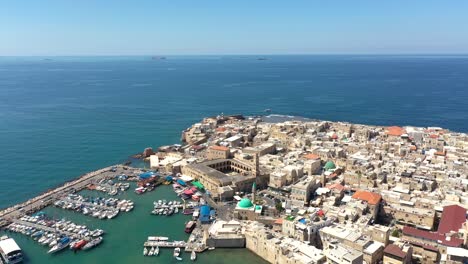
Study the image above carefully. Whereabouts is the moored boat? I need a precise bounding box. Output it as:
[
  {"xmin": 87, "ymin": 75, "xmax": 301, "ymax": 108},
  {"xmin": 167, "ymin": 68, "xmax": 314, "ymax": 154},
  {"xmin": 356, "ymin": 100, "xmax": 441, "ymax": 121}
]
[
  {"xmin": 155, "ymin": 246, "xmax": 159, "ymax": 256},
  {"xmin": 185, "ymin": 221, "xmax": 196, "ymax": 234},
  {"xmin": 173, "ymin": 247, "xmax": 180, "ymax": 257},
  {"xmin": 72, "ymin": 239, "xmax": 87, "ymax": 250},
  {"xmin": 48, "ymin": 237, "xmax": 71, "ymax": 254},
  {"xmin": 82, "ymin": 236, "xmax": 102, "ymax": 251},
  {"xmin": 191, "ymin": 250, "xmax": 196, "ymax": 261}
]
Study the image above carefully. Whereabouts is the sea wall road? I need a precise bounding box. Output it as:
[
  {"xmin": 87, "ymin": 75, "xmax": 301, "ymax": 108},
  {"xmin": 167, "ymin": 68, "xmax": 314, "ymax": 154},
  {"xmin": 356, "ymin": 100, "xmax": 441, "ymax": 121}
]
[{"xmin": 0, "ymin": 165, "xmax": 141, "ymax": 227}]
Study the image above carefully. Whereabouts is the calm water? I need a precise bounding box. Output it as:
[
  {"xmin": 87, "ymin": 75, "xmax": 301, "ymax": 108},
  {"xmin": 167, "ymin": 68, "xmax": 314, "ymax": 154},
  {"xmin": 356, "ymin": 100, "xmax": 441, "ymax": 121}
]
[{"xmin": 1, "ymin": 55, "xmax": 468, "ymax": 263}]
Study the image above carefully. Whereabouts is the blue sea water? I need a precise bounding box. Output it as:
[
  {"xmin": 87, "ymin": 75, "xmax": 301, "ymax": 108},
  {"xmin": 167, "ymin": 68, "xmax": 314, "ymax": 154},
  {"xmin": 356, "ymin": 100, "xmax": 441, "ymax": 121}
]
[{"xmin": 1, "ymin": 55, "xmax": 468, "ymax": 208}]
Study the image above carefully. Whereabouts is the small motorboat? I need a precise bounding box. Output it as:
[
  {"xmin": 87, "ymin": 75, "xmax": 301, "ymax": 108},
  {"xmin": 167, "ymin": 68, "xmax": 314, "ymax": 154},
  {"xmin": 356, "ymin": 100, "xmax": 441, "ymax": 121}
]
[
  {"xmin": 191, "ymin": 250, "xmax": 197, "ymax": 261},
  {"xmin": 143, "ymin": 247, "xmax": 148, "ymax": 256},
  {"xmin": 173, "ymin": 247, "xmax": 181, "ymax": 257},
  {"xmin": 155, "ymin": 246, "xmax": 159, "ymax": 256},
  {"xmin": 176, "ymin": 257, "xmax": 183, "ymax": 261}
]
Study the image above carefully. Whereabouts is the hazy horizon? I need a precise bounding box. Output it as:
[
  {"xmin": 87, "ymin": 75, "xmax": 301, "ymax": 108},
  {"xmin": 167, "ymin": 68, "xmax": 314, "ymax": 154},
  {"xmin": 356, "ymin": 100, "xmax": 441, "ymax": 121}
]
[{"xmin": 2, "ymin": 1, "xmax": 468, "ymax": 56}]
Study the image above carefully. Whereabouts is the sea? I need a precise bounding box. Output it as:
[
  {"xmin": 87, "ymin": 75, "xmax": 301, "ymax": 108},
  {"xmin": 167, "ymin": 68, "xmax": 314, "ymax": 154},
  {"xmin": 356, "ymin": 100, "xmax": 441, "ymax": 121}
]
[{"xmin": 1, "ymin": 55, "xmax": 468, "ymax": 263}]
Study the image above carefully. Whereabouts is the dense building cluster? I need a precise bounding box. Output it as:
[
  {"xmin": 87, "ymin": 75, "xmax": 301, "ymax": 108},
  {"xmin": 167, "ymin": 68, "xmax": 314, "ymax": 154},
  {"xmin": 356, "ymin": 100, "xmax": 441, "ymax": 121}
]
[{"xmin": 149, "ymin": 114, "xmax": 468, "ymax": 264}]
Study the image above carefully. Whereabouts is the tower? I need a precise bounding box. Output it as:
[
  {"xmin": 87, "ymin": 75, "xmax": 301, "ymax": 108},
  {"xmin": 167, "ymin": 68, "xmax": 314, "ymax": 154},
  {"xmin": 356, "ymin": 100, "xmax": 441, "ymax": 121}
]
[
  {"xmin": 252, "ymin": 153, "xmax": 259, "ymax": 177},
  {"xmin": 252, "ymin": 181, "xmax": 256, "ymax": 203}
]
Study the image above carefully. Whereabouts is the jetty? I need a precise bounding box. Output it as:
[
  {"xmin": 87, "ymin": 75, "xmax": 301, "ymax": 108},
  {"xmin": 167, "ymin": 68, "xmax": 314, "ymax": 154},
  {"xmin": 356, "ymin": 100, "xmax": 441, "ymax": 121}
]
[{"xmin": 144, "ymin": 240, "xmax": 186, "ymax": 248}]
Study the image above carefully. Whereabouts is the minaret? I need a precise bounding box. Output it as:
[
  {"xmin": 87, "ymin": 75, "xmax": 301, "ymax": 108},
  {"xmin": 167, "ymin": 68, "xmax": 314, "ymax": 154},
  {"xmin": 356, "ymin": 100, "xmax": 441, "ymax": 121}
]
[{"xmin": 252, "ymin": 181, "xmax": 257, "ymax": 203}]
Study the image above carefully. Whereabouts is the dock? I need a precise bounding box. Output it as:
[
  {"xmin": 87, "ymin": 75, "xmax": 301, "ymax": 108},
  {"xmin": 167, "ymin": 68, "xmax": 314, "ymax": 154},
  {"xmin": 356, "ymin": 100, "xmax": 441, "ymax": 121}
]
[
  {"xmin": 143, "ymin": 240, "xmax": 187, "ymax": 248},
  {"xmin": 184, "ymin": 224, "xmax": 208, "ymax": 252}
]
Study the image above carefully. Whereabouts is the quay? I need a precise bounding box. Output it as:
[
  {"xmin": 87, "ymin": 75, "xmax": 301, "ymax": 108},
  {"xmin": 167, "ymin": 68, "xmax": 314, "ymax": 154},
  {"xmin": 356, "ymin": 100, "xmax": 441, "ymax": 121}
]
[
  {"xmin": 184, "ymin": 224, "xmax": 208, "ymax": 253},
  {"xmin": 0, "ymin": 165, "xmax": 141, "ymax": 227},
  {"xmin": 143, "ymin": 240, "xmax": 186, "ymax": 248}
]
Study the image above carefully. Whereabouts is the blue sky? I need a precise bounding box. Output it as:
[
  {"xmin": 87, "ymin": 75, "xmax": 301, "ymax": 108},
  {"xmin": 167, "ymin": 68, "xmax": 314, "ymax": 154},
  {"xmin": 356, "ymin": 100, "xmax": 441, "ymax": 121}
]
[{"xmin": 1, "ymin": 1, "xmax": 467, "ymax": 55}]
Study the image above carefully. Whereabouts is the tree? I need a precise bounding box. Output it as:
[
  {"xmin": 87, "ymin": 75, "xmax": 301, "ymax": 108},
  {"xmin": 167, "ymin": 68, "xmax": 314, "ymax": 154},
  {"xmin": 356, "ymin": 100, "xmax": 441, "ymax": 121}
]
[{"xmin": 275, "ymin": 202, "xmax": 283, "ymax": 212}]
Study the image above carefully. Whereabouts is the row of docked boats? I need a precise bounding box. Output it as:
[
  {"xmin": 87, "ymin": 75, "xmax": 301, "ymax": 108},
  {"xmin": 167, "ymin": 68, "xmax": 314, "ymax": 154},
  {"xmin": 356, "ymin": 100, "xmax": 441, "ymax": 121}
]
[
  {"xmin": 151, "ymin": 200, "xmax": 183, "ymax": 216},
  {"xmin": 54, "ymin": 194, "xmax": 133, "ymax": 220},
  {"xmin": 94, "ymin": 178, "xmax": 130, "ymax": 195},
  {"xmin": 6, "ymin": 224, "xmax": 103, "ymax": 254},
  {"xmin": 143, "ymin": 246, "xmax": 159, "ymax": 256},
  {"xmin": 5, "ymin": 214, "xmax": 105, "ymax": 253}
]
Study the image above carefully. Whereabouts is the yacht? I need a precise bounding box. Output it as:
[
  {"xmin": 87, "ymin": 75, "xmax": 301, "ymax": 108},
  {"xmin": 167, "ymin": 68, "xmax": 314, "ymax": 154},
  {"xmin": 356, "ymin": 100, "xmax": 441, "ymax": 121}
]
[
  {"xmin": 48, "ymin": 237, "xmax": 71, "ymax": 254},
  {"xmin": 82, "ymin": 237, "xmax": 102, "ymax": 250}
]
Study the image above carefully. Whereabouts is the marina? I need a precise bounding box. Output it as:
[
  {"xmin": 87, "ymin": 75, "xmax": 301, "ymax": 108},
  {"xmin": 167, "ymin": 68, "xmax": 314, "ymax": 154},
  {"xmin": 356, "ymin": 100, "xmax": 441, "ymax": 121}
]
[{"xmin": 53, "ymin": 194, "xmax": 134, "ymax": 220}]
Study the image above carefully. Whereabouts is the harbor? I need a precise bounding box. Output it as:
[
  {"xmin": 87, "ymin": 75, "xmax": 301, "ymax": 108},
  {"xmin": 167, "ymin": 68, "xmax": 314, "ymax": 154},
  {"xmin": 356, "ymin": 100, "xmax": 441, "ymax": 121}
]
[{"xmin": 0, "ymin": 167, "xmax": 266, "ymax": 263}]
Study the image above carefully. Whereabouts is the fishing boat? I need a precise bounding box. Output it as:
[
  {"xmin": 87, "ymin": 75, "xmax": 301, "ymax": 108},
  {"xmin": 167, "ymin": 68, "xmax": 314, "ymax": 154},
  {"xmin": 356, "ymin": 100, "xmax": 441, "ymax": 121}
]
[
  {"xmin": 191, "ymin": 250, "xmax": 197, "ymax": 261},
  {"xmin": 173, "ymin": 247, "xmax": 181, "ymax": 257},
  {"xmin": 48, "ymin": 237, "xmax": 71, "ymax": 254}
]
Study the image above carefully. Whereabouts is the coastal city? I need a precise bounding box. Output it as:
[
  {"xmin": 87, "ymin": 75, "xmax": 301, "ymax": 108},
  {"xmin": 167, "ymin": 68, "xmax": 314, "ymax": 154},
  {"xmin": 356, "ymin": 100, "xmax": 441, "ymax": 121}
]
[{"xmin": 0, "ymin": 114, "xmax": 467, "ymax": 264}]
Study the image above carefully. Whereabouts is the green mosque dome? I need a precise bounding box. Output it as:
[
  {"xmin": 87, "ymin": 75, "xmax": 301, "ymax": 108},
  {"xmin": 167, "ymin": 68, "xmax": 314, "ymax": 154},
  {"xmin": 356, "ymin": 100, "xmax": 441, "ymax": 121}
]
[
  {"xmin": 324, "ymin": 161, "xmax": 336, "ymax": 171},
  {"xmin": 238, "ymin": 198, "xmax": 254, "ymax": 208}
]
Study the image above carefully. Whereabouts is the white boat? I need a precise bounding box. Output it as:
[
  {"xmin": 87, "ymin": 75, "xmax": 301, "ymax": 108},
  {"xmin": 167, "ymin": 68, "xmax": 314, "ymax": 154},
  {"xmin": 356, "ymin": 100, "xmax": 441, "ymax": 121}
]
[
  {"xmin": 143, "ymin": 247, "xmax": 148, "ymax": 256},
  {"xmin": 191, "ymin": 250, "xmax": 197, "ymax": 261},
  {"xmin": 173, "ymin": 247, "xmax": 181, "ymax": 257},
  {"xmin": 48, "ymin": 237, "xmax": 71, "ymax": 254},
  {"xmin": 148, "ymin": 247, "xmax": 155, "ymax": 256},
  {"xmin": 147, "ymin": 236, "xmax": 169, "ymax": 241},
  {"xmin": 208, "ymin": 247, "xmax": 215, "ymax": 250},
  {"xmin": 176, "ymin": 257, "xmax": 183, "ymax": 261},
  {"xmin": 0, "ymin": 236, "xmax": 23, "ymax": 264},
  {"xmin": 155, "ymin": 246, "xmax": 159, "ymax": 256}
]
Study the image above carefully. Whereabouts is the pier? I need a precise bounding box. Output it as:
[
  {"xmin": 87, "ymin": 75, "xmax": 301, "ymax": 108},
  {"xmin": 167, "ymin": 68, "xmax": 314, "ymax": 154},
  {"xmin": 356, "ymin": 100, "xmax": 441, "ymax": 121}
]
[{"xmin": 143, "ymin": 240, "xmax": 187, "ymax": 248}]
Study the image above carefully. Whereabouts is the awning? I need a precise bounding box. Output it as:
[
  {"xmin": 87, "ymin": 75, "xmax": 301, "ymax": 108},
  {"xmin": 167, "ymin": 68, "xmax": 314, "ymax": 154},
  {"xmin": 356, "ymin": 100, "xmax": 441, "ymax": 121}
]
[
  {"xmin": 192, "ymin": 181, "xmax": 205, "ymax": 190},
  {"xmin": 177, "ymin": 179, "xmax": 186, "ymax": 186}
]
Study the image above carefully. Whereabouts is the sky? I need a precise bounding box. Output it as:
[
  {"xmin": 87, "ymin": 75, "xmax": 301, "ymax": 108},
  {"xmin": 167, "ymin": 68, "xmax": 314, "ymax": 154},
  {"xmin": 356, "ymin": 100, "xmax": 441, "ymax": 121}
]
[{"xmin": 1, "ymin": 1, "xmax": 468, "ymax": 56}]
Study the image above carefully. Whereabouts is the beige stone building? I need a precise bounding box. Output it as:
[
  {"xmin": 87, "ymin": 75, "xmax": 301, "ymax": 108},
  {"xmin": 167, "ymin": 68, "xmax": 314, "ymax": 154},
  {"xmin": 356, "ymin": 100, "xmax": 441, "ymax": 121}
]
[
  {"xmin": 181, "ymin": 155, "xmax": 259, "ymax": 200},
  {"xmin": 206, "ymin": 145, "xmax": 230, "ymax": 160}
]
